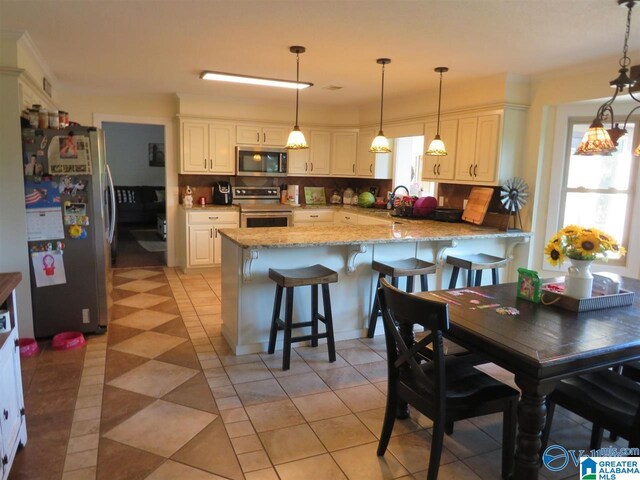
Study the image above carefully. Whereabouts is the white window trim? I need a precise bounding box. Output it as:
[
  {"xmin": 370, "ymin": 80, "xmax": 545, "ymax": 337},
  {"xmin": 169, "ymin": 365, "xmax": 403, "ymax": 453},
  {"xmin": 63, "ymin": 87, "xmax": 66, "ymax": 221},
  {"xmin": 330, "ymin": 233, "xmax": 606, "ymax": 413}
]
[{"xmin": 545, "ymin": 101, "xmax": 640, "ymax": 278}]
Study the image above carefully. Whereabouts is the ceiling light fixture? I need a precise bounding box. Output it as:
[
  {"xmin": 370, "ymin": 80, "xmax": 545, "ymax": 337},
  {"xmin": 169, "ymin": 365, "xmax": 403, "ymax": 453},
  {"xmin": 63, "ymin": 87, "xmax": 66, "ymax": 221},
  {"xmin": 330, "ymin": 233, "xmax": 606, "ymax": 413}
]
[
  {"xmin": 370, "ymin": 58, "xmax": 392, "ymax": 153},
  {"xmin": 200, "ymin": 71, "xmax": 312, "ymax": 90},
  {"xmin": 425, "ymin": 67, "xmax": 449, "ymax": 156},
  {"xmin": 285, "ymin": 46, "xmax": 310, "ymax": 150},
  {"xmin": 575, "ymin": 0, "xmax": 640, "ymax": 156}
]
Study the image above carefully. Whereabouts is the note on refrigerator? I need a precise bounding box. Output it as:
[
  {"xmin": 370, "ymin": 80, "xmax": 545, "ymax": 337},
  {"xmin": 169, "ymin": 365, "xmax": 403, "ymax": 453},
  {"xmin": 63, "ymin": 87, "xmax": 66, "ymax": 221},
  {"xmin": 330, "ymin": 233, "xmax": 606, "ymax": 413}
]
[
  {"xmin": 26, "ymin": 207, "xmax": 65, "ymax": 241},
  {"xmin": 31, "ymin": 250, "xmax": 67, "ymax": 287}
]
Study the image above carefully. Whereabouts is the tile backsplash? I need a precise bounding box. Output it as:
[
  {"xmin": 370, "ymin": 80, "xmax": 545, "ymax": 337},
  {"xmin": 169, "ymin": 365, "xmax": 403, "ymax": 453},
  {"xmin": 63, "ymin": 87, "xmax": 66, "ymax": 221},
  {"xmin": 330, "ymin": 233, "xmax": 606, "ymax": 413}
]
[{"xmin": 178, "ymin": 174, "xmax": 392, "ymax": 205}]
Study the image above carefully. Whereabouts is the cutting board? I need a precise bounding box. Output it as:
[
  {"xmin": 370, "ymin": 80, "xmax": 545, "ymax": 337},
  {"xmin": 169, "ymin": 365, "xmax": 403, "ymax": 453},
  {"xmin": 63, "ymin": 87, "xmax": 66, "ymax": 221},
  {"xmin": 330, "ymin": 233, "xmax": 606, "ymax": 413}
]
[{"xmin": 462, "ymin": 187, "xmax": 494, "ymax": 225}]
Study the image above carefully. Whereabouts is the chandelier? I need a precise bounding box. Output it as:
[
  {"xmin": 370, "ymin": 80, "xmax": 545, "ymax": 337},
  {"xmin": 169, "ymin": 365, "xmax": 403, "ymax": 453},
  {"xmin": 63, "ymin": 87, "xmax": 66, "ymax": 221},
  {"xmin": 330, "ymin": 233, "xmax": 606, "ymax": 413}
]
[{"xmin": 575, "ymin": 0, "xmax": 640, "ymax": 156}]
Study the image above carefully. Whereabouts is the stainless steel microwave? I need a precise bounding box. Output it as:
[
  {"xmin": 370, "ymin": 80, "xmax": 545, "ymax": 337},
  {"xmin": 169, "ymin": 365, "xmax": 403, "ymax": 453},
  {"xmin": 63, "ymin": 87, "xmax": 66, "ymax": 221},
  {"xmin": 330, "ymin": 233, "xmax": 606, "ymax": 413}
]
[{"xmin": 236, "ymin": 147, "xmax": 287, "ymax": 177}]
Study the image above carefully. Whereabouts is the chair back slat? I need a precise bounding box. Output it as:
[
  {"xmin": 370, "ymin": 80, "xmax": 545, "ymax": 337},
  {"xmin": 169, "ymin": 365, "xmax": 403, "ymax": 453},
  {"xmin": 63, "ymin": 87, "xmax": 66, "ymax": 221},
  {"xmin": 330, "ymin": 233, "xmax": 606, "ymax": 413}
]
[{"xmin": 378, "ymin": 278, "xmax": 449, "ymax": 410}]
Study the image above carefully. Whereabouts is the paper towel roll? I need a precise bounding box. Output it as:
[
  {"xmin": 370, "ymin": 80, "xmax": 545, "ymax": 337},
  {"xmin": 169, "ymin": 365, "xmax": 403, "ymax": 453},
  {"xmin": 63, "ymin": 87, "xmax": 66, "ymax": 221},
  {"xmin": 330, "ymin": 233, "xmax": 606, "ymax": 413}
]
[{"xmin": 287, "ymin": 185, "xmax": 299, "ymax": 205}]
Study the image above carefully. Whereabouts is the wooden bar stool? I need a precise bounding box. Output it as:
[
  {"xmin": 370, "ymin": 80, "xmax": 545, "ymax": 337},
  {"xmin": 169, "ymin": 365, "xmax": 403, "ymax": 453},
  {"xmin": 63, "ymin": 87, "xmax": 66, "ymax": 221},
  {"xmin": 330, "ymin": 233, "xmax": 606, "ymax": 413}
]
[
  {"xmin": 367, "ymin": 258, "xmax": 436, "ymax": 338},
  {"xmin": 446, "ymin": 253, "xmax": 510, "ymax": 289},
  {"xmin": 267, "ymin": 264, "xmax": 338, "ymax": 370}
]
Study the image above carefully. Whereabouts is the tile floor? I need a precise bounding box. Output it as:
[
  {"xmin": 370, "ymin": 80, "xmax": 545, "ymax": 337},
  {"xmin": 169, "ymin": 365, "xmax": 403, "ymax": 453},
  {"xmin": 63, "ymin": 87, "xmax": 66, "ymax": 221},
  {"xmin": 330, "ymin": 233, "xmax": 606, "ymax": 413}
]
[{"xmin": 10, "ymin": 267, "xmax": 626, "ymax": 480}]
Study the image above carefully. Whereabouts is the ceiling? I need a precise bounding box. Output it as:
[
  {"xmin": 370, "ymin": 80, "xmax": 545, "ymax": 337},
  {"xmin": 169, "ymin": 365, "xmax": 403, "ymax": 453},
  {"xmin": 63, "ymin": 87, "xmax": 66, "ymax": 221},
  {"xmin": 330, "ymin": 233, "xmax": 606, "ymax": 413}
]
[{"xmin": 1, "ymin": 0, "xmax": 639, "ymax": 107}]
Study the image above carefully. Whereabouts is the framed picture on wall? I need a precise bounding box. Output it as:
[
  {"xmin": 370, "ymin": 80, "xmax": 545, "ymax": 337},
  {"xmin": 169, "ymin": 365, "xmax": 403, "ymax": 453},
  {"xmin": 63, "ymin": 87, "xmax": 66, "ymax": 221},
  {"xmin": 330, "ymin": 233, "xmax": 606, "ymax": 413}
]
[{"xmin": 149, "ymin": 143, "xmax": 165, "ymax": 167}]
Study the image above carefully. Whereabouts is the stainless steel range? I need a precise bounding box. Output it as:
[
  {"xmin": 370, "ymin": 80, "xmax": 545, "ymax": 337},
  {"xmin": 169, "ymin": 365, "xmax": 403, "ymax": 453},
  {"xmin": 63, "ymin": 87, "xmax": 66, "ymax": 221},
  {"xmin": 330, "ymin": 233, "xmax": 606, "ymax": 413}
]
[{"xmin": 233, "ymin": 186, "xmax": 293, "ymax": 228}]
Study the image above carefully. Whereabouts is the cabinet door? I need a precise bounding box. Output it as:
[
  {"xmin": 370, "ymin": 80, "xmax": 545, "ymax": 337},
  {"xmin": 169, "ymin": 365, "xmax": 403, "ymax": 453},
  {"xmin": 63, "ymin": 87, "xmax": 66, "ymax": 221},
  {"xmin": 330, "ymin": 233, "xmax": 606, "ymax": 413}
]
[
  {"xmin": 182, "ymin": 122, "xmax": 209, "ymax": 173},
  {"xmin": 213, "ymin": 221, "xmax": 238, "ymax": 265},
  {"xmin": 473, "ymin": 114, "xmax": 500, "ymax": 182},
  {"xmin": 188, "ymin": 226, "xmax": 214, "ymax": 267},
  {"xmin": 209, "ymin": 124, "xmax": 235, "ymax": 174},
  {"xmin": 356, "ymin": 128, "xmax": 374, "ymax": 177},
  {"xmin": 454, "ymin": 117, "xmax": 478, "ymax": 181},
  {"xmin": 0, "ymin": 339, "xmax": 22, "ymax": 460},
  {"xmin": 262, "ymin": 127, "xmax": 287, "ymax": 147},
  {"xmin": 287, "ymin": 129, "xmax": 310, "ymax": 175},
  {"xmin": 434, "ymin": 120, "xmax": 458, "ymax": 180},
  {"xmin": 236, "ymin": 125, "xmax": 261, "ymax": 145},
  {"xmin": 309, "ymin": 131, "xmax": 332, "ymax": 175},
  {"xmin": 331, "ymin": 132, "xmax": 357, "ymax": 176}
]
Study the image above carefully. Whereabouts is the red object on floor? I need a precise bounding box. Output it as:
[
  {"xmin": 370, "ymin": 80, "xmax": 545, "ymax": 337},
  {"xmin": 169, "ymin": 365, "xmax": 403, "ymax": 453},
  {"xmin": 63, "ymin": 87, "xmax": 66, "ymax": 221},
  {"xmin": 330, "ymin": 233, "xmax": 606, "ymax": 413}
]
[
  {"xmin": 51, "ymin": 331, "xmax": 86, "ymax": 350},
  {"xmin": 18, "ymin": 338, "xmax": 40, "ymax": 357}
]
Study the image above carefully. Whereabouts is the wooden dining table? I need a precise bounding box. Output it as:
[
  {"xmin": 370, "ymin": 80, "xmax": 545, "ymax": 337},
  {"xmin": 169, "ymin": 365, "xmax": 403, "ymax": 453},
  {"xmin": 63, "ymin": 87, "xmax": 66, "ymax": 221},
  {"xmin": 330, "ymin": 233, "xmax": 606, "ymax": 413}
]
[{"xmin": 414, "ymin": 276, "xmax": 640, "ymax": 480}]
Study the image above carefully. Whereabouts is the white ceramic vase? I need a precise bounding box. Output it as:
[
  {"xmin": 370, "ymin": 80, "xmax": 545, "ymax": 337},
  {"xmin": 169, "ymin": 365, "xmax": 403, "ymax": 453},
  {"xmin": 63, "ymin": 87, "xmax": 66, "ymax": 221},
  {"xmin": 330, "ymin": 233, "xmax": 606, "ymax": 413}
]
[{"xmin": 564, "ymin": 258, "xmax": 593, "ymax": 299}]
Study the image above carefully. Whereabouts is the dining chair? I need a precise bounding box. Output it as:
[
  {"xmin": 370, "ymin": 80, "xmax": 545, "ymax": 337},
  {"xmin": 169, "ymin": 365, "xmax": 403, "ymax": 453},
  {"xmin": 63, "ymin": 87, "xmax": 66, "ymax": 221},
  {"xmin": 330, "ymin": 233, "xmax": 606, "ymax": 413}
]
[
  {"xmin": 540, "ymin": 369, "xmax": 640, "ymax": 450},
  {"xmin": 376, "ymin": 279, "xmax": 519, "ymax": 480}
]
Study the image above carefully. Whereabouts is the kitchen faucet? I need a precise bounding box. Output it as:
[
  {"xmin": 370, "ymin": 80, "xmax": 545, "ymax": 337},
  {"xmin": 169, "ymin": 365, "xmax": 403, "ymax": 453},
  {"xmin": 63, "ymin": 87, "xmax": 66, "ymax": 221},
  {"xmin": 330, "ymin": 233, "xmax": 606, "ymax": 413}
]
[{"xmin": 388, "ymin": 185, "xmax": 410, "ymax": 209}]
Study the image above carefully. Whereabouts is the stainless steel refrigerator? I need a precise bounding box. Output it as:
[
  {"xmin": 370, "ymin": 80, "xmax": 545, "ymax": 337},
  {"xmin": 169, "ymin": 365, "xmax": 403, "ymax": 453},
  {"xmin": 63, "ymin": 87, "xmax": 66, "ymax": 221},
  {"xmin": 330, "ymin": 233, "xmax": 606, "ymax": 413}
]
[{"xmin": 21, "ymin": 126, "xmax": 115, "ymax": 338}]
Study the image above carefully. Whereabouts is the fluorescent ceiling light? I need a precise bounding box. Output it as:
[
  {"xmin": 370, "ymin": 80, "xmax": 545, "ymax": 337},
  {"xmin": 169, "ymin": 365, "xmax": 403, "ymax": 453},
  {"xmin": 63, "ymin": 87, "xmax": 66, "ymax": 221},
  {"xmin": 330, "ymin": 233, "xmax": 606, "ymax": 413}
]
[{"xmin": 200, "ymin": 71, "xmax": 313, "ymax": 89}]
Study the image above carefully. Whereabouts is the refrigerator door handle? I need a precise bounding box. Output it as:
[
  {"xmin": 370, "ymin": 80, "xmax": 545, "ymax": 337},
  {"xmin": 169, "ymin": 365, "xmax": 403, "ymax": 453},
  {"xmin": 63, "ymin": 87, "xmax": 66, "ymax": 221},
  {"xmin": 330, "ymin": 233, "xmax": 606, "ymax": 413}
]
[{"xmin": 105, "ymin": 163, "xmax": 116, "ymax": 244}]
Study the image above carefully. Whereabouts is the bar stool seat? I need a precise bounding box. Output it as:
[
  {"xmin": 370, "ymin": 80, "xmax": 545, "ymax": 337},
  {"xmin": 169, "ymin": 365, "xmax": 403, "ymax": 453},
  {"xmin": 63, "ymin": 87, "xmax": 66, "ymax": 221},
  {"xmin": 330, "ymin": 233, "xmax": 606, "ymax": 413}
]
[
  {"xmin": 267, "ymin": 264, "xmax": 338, "ymax": 370},
  {"xmin": 446, "ymin": 253, "xmax": 510, "ymax": 289},
  {"xmin": 367, "ymin": 258, "xmax": 436, "ymax": 338}
]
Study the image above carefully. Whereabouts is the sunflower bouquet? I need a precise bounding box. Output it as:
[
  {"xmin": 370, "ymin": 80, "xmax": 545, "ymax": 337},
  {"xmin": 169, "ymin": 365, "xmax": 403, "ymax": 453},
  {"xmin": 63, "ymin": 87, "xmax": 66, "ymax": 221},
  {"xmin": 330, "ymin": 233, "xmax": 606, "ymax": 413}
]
[{"xmin": 544, "ymin": 225, "xmax": 625, "ymax": 266}]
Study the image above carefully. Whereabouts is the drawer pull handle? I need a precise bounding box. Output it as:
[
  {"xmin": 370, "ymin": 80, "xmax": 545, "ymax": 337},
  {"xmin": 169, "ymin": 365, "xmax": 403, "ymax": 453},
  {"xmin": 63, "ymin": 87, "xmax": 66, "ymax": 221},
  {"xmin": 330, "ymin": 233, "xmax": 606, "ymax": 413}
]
[
  {"xmin": 204, "ymin": 158, "xmax": 207, "ymax": 168},
  {"xmin": 214, "ymin": 228, "xmax": 218, "ymax": 238},
  {"xmin": 468, "ymin": 164, "xmax": 473, "ymax": 177},
  {"xmin": 208, "ymin": 217, "xmax": 219, "ymax": 220},
  {"xmin": 437, "ymin": 164, "xmax": 441, "ymax": 175},
  {"xmin": 257, "ymin": 132, "xmax": 260, "ymax": 142},
  {"xmin": 210, "ymin": 229, "xmax": 213, "ymax": 239},
  {"xmin": 310, "ymin": 162, "xmax": 313, "ymax": 172},
  {"xmin": 263, "ymin": 132, "xmax": 266, "ymax": 143},
  {"xmin": 433, "ymin": 164, "xmax": 437, "ymax": 175},
  {"xmin": 473, "ymin": 164, "xmax": 478, "ymax": 177},
  {"xmin": 3, "ymin": 409, "xmax": 8, "ymax": 420},
  {"xmin": 369, "ymin": 164, "xmax": 373, "ymax": 173},
  {"xmin": 310, "ymin": 215, "xmax": 319, "ymax": 218},
  {"xmin": 352, "ymin": 164, "xmax": 355, "ymax": 173},
  {"xmin": 305, "ymin": 163, "xmax": 308, "ymax": 172}
]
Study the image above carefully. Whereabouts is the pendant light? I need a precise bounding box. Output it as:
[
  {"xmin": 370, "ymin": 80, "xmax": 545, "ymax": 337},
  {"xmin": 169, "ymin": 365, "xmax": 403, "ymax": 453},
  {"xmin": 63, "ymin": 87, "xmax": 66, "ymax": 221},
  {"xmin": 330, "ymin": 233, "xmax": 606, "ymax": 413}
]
[
  {"xmin": 575, "ymin": 0, "xmax": 640, "ymax": 156},
  {"xmin": 370, "ymin": 58, "xmax": 392, "ymax": 153},
  {"xmin": 425, "ymin": 67, "xmax": 449, "ymax": 156},
  {"xmin": 285, "ymin": 46, "xmax": 309, "ymax": 150}
]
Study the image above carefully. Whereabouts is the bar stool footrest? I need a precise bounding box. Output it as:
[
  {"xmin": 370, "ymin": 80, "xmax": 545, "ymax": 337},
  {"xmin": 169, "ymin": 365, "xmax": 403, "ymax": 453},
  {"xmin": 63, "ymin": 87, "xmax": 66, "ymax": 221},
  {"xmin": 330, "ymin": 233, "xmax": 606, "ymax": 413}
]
[{"xmin": 291, "ymin": 332, "xmax": 329, "ymax": 343}]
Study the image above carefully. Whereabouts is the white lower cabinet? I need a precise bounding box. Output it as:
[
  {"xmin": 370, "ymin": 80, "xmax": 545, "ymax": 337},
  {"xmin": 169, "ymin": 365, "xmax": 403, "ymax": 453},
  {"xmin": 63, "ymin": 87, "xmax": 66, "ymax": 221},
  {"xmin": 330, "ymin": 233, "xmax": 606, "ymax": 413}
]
[
  {"xmin": 0, "ymin": 276, "xmax": 27, "ymax": 480},
  {"xmin": 293, "ymin": 210, "xmax": 334, "ymax": 225},
  {"xmin": 182, "ymin": 210, "xmax": 239, "ymax": 269},
  {"xmin": 333, "ymin": 212, "xmax": 358, "ymax": 225}
]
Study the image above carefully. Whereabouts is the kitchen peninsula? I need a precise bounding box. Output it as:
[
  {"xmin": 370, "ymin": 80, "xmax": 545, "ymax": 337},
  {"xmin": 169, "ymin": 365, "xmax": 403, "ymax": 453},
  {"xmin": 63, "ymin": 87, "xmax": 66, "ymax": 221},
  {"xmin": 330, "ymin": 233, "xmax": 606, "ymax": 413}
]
[{"xmin": 220, "ymin": 215, "xmax": 531, "ymax": 354}]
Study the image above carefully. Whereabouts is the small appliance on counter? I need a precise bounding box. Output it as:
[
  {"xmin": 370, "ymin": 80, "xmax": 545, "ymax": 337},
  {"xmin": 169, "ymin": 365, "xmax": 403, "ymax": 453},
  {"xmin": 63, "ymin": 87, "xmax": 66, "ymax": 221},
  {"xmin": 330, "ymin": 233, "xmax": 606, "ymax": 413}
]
[{"xmin": 213, "ymin": 181, "xmax": 233, "ymax": 205}]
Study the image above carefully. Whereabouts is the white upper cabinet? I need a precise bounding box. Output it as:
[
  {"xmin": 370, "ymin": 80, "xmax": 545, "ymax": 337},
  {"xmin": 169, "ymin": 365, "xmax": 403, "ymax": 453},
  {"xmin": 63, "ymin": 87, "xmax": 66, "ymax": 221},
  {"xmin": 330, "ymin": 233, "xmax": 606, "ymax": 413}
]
[
  {"xmin": 331, "ymin": 131, "xmax": 358, "ymax": 176},
  {"xmin": 181, "ymin": 121, "xmax": 234, "ymax": 174},
  {"xmin": 422, "ymin": 119, "xmax": 457, "ymax": 181},
  {"xmin": 236, "ymin": 125, "xmax": 287, "ymax": 147},
  {"xmin": 356, "ymin": 128, "xmax": 392, "ymax": 179},
  {"xmin": 454, "ymin": 112, "xmax": 504, "ymax": 184},
  {"xmin": 309, "ymin": 130, "xmax": 332, "ymax": 175}
]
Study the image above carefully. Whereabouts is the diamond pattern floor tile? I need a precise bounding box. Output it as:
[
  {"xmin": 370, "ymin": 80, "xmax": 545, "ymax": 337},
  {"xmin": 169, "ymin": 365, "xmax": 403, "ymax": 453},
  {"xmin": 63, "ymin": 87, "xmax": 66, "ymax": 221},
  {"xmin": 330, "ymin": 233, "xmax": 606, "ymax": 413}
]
[
  {"xmin": 110, "ymin": 331, "xmax": 186, "ymax": 359},
  {"xmin": 114, "ymin": 293, "xmax": 171, "ymax": 309},
  {"xmin": 114, "ymin": 269, "xmax": 162, "ymax": 280},
  {"xmin": 116, "ymin": 279, "xmax": 168, "ymax": 293},
  {"xmin": 103, "ymin": 400, "xmax": 216, "ymax": 457},
  {"xmin": 107, "ymin": 359, "xmax": 198, "ymax": 398},
  {"xmin": 111, "ymin": 309, "xmax": 178, "ymax": 330}
]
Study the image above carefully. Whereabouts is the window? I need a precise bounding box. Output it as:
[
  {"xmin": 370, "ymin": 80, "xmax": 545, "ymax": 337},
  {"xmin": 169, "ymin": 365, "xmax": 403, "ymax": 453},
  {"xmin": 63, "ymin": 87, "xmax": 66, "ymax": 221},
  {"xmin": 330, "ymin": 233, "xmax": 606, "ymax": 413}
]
[
  {"xmin": 559, "ymin": 119, "xmax": 638, "ymax": 263},
  {"xmin": 392, "ymin": 136, "xmax": 435, "ymax": 197}
]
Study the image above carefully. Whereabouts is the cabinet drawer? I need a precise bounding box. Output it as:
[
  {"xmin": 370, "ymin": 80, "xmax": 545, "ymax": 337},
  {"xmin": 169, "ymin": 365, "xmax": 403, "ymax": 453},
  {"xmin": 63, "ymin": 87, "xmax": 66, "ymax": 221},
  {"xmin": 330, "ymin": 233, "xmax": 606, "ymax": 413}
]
[
  {"xmin": 188, "ymin": 211, "xmax": 238, "ymax": 225},
  {"xmin": 334, "ymin": 212, "xmax": 358, "ymax": 225},
  {"xmin": 294, "ymin": 210, "xmax": 334, "ymax": 224}
]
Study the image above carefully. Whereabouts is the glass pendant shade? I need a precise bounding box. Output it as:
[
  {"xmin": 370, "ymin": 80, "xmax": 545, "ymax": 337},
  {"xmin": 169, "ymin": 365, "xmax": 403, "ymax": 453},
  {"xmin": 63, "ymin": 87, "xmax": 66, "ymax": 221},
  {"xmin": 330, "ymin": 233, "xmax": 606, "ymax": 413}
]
[
  {"xmin": 285, "ymin": 46, "xmax": 309, "ymax": 150},
  {"xmin": 285, "ymin": 126, "xmax": 308, "ymax": 150},
  {"xmin": 574, "ymin": 118, "xmax": 616, "ymax": 156},
  {"xmin": 426, "ymin": 135, "xmax": 447, "ymax": 156},
  {"xmin": 370, "ymin": 58, "xmax": 392, "ymax": 153},
  {"xmin": 370, "ymin": 130, "xmax": 391, "ymax": 153},
  {"xmin": 425, "ymin": 67, "xmax": 449, "ymax": 156}
]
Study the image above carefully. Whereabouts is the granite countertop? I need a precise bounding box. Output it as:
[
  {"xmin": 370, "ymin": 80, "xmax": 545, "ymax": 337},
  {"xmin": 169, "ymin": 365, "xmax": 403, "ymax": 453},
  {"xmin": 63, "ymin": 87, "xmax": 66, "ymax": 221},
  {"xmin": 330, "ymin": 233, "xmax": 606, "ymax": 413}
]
[
  {"xmin": 220, "ymin": 221, "xmax": 531, "ymax": 249},
  {"xmin": 183, "ymin": 204, "xmax": 239, "ymax": 212}
]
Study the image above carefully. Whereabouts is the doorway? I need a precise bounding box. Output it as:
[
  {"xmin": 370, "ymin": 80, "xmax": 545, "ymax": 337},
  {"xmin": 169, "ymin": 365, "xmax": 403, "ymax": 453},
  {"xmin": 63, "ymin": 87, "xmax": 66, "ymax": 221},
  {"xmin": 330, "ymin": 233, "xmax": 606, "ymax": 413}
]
[
  {"xmin": 392, "ymin": 136, "xmax": 435, "ymax": 197},
  {"xmin": 103, "ymin": 122, "xmax": 166, "ymax": 268}
]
